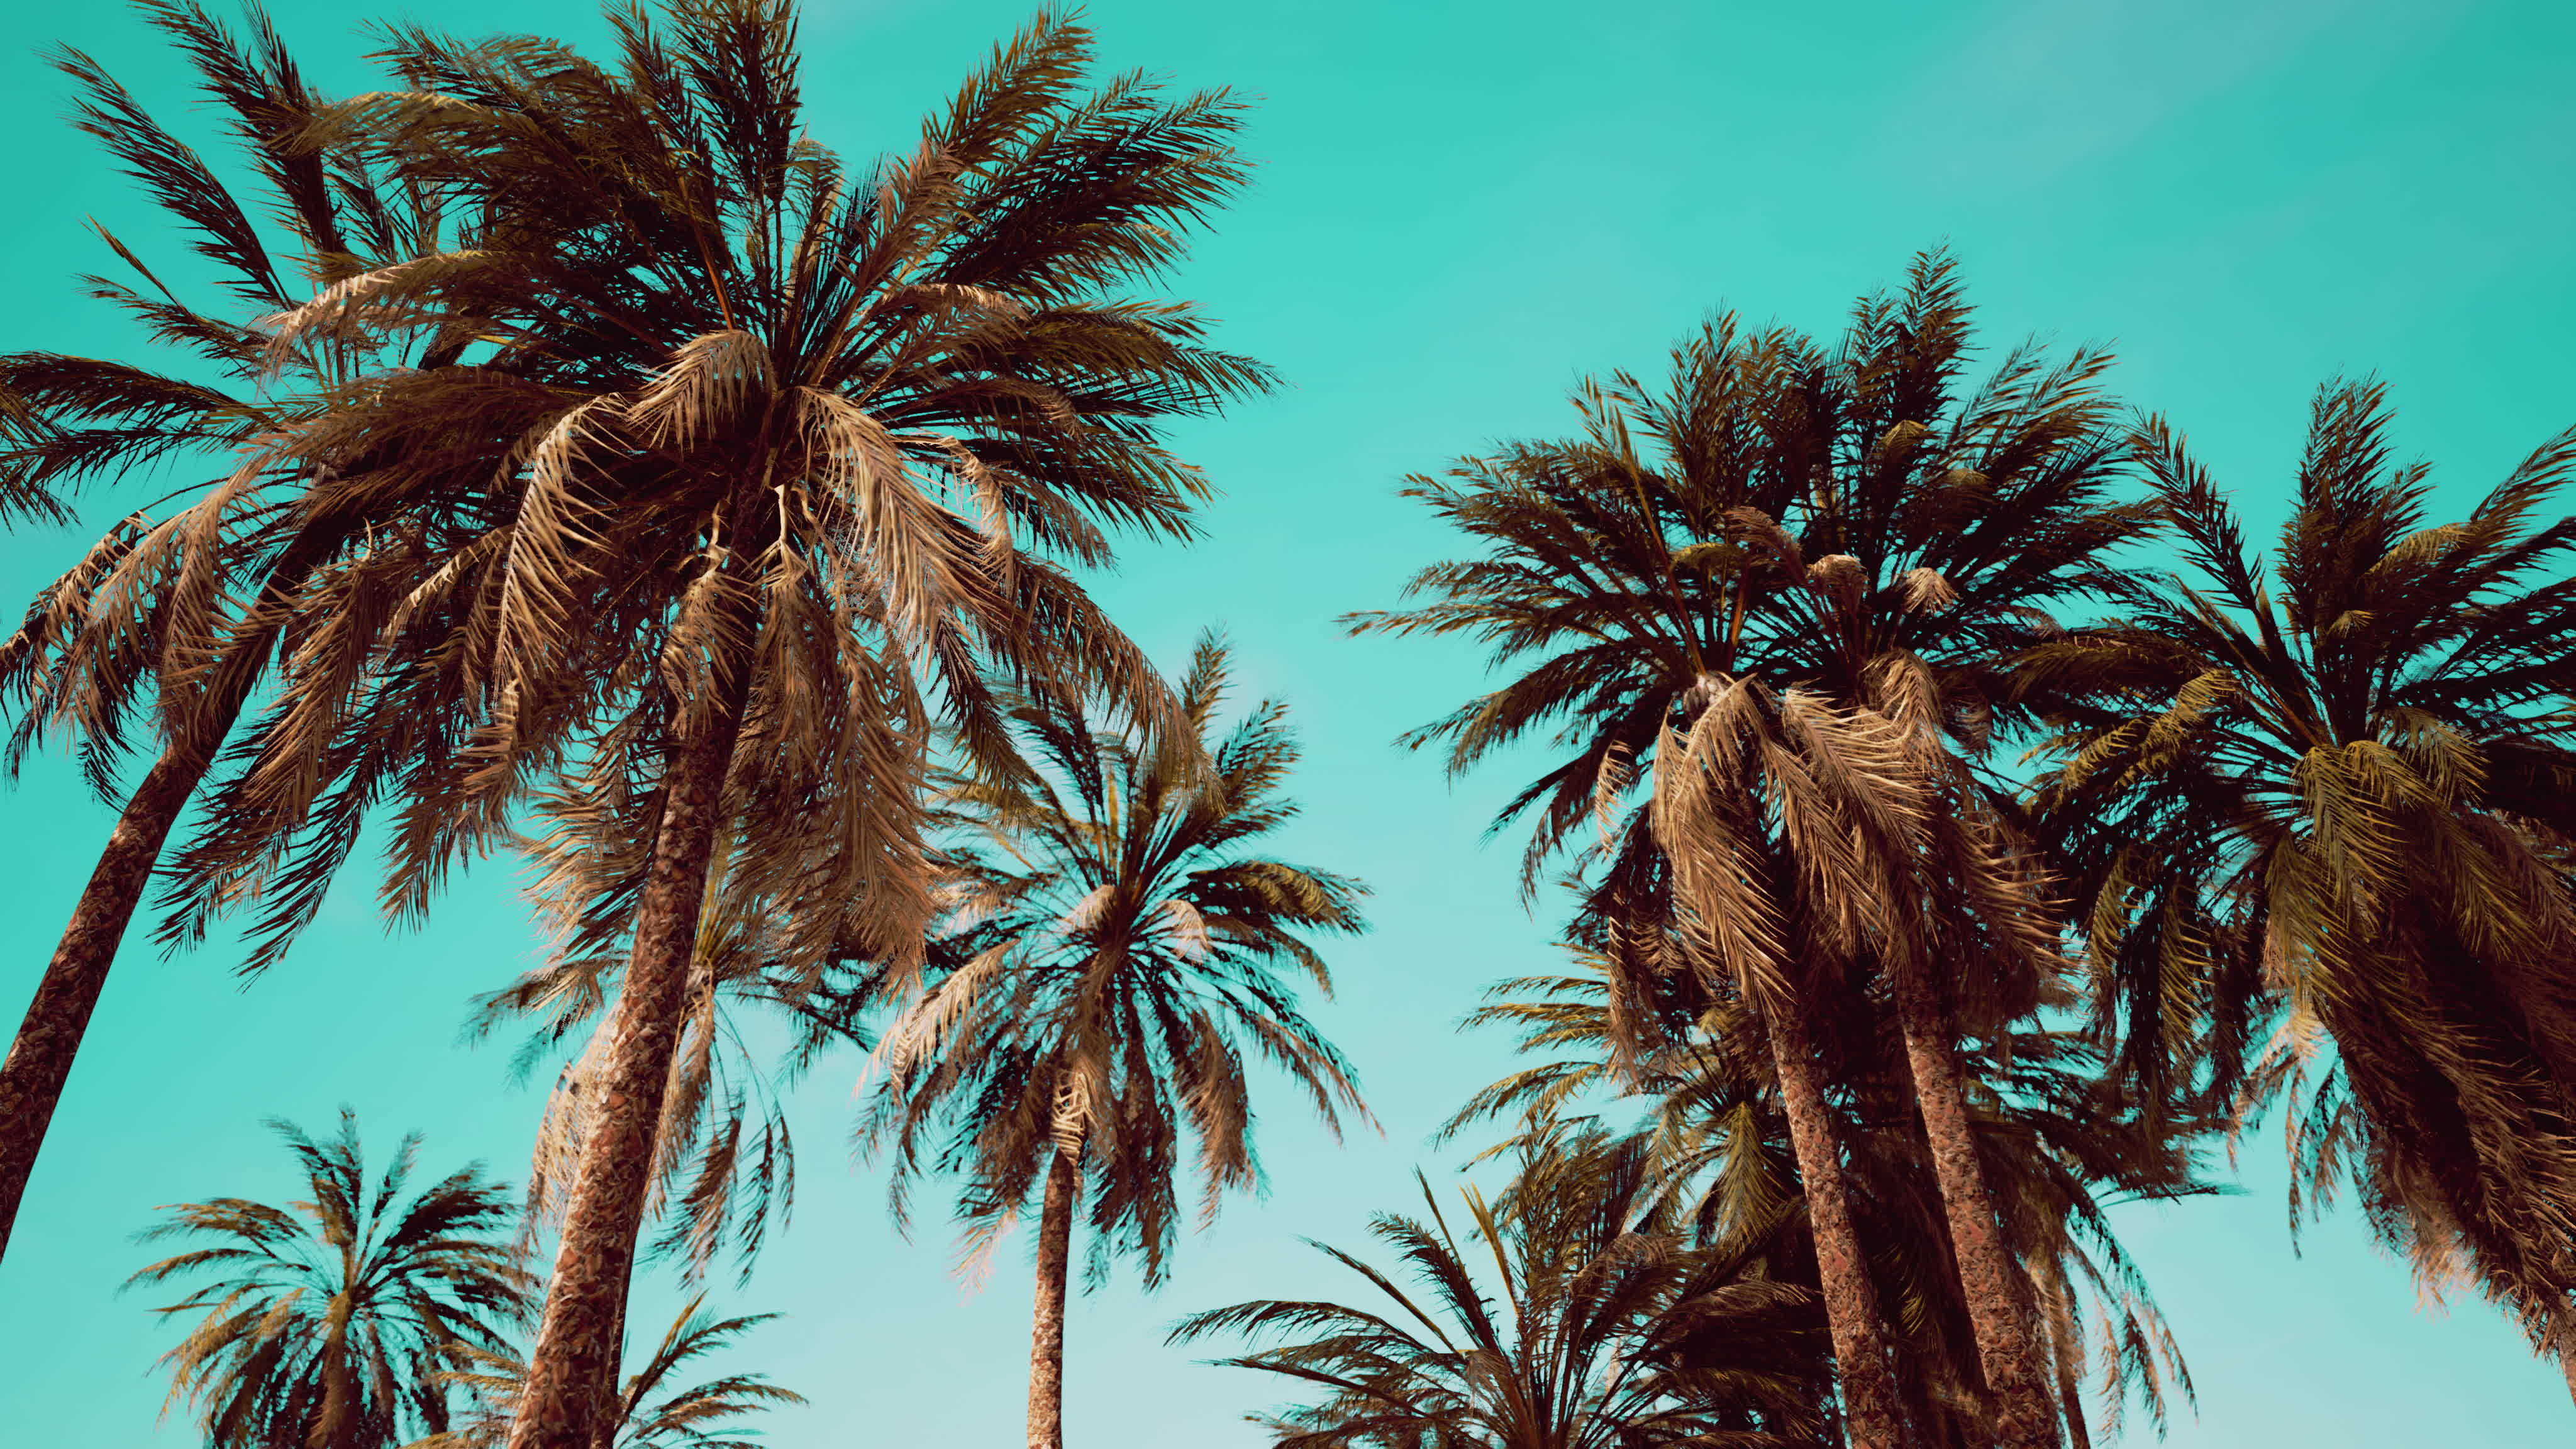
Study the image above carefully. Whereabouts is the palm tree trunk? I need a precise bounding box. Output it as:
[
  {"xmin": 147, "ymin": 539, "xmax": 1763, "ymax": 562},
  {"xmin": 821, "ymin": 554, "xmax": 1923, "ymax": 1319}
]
[
  {"xmin": 1890, "ymin": 965, "xmax": 2057, "ymax": 1449},
  {"xmin": 1028, "ymin": 1141, "xmax": 1080, "ymax": 1449},
  {"xmin": 0, "ymin": 746, "xmax": 204, "ymax": 1260},
  {"xmin": 1761, "ymin": 996, "xmax": 1905, "ymax": 1449},
  {"xmin": 589, "ymin": 1288, "xmax": 628, "ymax": 1449},
  {"xmin": 507, "ymin": 667, "xmax": 752, "ymax": 1449}
]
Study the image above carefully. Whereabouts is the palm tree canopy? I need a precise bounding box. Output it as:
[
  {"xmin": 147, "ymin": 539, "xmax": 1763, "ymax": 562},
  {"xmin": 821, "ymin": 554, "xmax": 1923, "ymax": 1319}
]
[
  {"xmin": 1346, "ymin": 254, "xmax": 2155, "ymax": 1095},
  {"xmin": 0, "ymin": 0, "xmax": 467, "ymax": 808},
  {"xmin": 865, "ymin": 633, "xmax": 1369, "ymax": 1285},
  {"xmin": 1174, "ymin": 1131, "xmax": 1828, "ymax": 1449},
  {"xmin": 171, "ymin": 0, "xmax": 1277, "ymax": 980},
  {"xmin": 126, "ymin": 1111, "xmax": 535, "ymax": 1449},
  {"xmin": 1350, "ymin": 252, "xmax": 2147, "ymax": 894},
  {"xmin": 2027, "ymin": 379, "xmax": 2576, "ymax": 1360}
]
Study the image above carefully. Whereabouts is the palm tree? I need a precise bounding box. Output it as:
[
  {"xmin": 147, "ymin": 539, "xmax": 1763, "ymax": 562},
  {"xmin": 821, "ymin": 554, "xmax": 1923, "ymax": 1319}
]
[
  {"xmin": 1350, "ymin": 254, "xmax": 2149, "ymax": 1448},
  {"xmin": 418, "ymin": 1294, "xmax": 804, "ymax": 1449},
  {"xmin": 0, "ymin": 0, "xmax": 470, "ymax": 1260},
  {"xmin": 862, "ymin": 635, "xmax": 1368, "ymax": 1449},
  {"xmin": 1172, "ymin": 1131, "xmax": 1828, "ymax": 1448},
  {"xmin": 214, "ymin": 9, "xmax": 1273, "ymax": 1443},
  {"xmin": 127, "ymin": 1111, "xmax": 535, "ymax": 1449},
  {"xmin": 2027, "ymin": 381, "xmax": 2576, "ymax": 1390},
  {"xmin": 1450, "ymin": 948, "xmax": 2204, "ymax": 1448}
]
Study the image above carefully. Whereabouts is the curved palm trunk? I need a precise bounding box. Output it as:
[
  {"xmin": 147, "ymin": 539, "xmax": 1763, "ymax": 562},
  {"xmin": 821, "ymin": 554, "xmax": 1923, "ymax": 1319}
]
[
  {"xmin": 1890, "ymin": 966, "xmax": 2057, "ymax": 1449},
  {"xmin": 508, "ymin": 665, "xmax": 753, "ymax": 1449},
  {"xmin": 0, "ymin": 746, "xmax": 206, "ymax": 1260},
  {"xmin": 1028, "ymin": 1140, "xmax": 1080, "ymax": 1449},
  {"xmin": 1761, "ymin": 996, "xmax": 1904, "ymax": 1449},
  {"xmin": 0, "ymin": 523, "xmax": 344, "ymax": 1262}
]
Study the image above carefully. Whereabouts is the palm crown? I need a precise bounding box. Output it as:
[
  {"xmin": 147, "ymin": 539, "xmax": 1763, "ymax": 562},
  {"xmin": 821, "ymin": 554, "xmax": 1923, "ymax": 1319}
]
[
  {"xmin": 2029, "ymin": 380, "xmax": 2576, "ymax": 1370},
  {"xmin": 173, "ymin": 1, "xmax": 1274, "ymax": 971},
  {"xmin": 1174, "ymin": 1131, "xmax": 1827, "ymax": 1449},
  {"xmin": 127, "ymin": 1113, "xmax": 535, "ymax": 1449}
]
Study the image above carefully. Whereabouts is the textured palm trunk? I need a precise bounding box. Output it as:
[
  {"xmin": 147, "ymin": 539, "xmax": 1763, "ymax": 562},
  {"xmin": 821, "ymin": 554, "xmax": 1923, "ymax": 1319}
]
[
  {"xmin": 507, "ymin": 667, "xmax": 752, "ymax": 1449},
  {"xmin": 1890, "ymin": 965, "xmax": 2057, "ymax": 1449},
  {"xmin": 1027, "ymin": 1141, "xmax": 1080, "ymax": 1449},
  {"xmin": 589, "ymin": 1287, "xmax": 628, "ymax": 1449},
  {"xmin": 0, "ymin": 747, "xmax": 205, "ymax": 1260},
  {"xmin": 1761, "ymin": 997, "xmax": 1905, "ymax": 1449}
]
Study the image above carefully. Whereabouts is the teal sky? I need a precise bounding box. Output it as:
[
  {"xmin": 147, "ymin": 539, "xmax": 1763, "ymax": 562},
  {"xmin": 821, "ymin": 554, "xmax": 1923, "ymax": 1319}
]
[{"xmin": 3, "ymin": 0, "xmax": 2573, "ymax": 1444}]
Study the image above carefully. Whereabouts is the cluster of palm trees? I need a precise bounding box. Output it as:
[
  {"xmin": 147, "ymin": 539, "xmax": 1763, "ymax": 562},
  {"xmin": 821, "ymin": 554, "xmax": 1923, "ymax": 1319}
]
[{"xmin": 4, "ymin": 3, "xmax": 2573, "ymax": 1448}]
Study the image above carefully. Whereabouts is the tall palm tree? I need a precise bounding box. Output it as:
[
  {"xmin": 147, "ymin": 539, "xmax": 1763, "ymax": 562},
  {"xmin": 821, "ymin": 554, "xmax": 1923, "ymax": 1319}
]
[
  {"xmin": 1350, "ymin": 255, "xmax": 2149, "ymax": 1448},
  {"xmin": 0, "ymin": 0, "xmax": 471, "ymax": 1260},
  {"xmin": 418, "ymin": 1294, "xmax": 805, "ymax": 1449},
  {"xmin": 863, "ymin": 635, "xmax": 1368, "ymax": 1449},
  {"xmin": 2027, "ymin": 381, "xmax": 2576, "ymax": 1389},
  {"xmin": 214, "ymin": 9, "xmax": 1272, "ymax": 1443},
  {"xmin": 1451, "ymin": 948, "xmax": 2204, "ymax": 1448},
  {"xmin": 127, "ymin": 1112, "xmax": 535, "ymax": 1449},
  {"xmin": 1172, "ymin": 1131, "xmax": 1828, "ymax": 1448}
]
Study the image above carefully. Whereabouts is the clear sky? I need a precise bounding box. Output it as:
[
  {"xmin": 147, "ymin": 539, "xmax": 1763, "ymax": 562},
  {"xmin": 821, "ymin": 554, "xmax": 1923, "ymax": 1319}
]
[{"xmin": 3, "ymin": 0, "xmax": 2572, "ymax": 1445}]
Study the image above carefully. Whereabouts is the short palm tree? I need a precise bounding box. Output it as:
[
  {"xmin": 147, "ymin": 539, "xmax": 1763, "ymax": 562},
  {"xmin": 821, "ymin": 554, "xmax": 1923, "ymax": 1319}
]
[
  {"xmin": 127, "ymin": 1112, "xmax": 534, "ymax": 1449},
  {"xmin": 418, "ymin": 1294, "xmax": 804, "ymax": 1449},
  {"xmin": 864, "ymin": 635, "xmax": 1368, "ymax": 1449},
  {"xmin": 1351, "ymin": 254, "xmax": 2150, "ymax": 1448},
  {"xmin": 2028, "ymin": 381, "xmax": 2576, "ymax": 1387},
  {"xmin": 1172, "ymin": 1131, "xmax": 1828, "ymax": 1448},
  {"xmin": 0, "ymin": 0, "xmax": 469, "ymax": 1260},
  {"xmin": 218, "ymin": 9, "xmax": 1273, "ymax": 1443}
]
